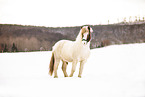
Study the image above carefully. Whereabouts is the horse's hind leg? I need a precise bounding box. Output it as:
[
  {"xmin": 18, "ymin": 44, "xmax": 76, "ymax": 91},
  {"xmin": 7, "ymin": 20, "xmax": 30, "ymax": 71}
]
[
  {"xmin": 62, "ymin": 61, "xmax": 68, "ymax": 77},
  {"xmin": 54, "ymin": 58, "xmax": 60, "ymax": 78}
]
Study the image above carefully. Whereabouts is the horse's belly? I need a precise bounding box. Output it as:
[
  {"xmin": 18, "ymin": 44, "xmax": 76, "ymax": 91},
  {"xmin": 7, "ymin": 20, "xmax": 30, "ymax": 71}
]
[
  {"xmin": 61, "ymin": 56, "xmax": 73, "ymax": 62},
  {"xmin": 60, "ymin": 51, "xmax": 73, "ymax": 62},
  {"xmin": 60, "ymin": 41, "xmax": 74, "ymax": 62}
]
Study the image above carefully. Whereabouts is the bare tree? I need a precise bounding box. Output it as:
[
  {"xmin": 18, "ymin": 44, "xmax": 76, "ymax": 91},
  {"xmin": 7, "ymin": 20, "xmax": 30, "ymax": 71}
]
[
  {"xmin": 123, "ymin": 17, "xmax": 126, "ymax": 23},
  {"xmin": 135, "ymin": 16, "xmax": 137, "ymax": 22},
  {"xmin": 129, "ymin": 16, "xmax": 132, "ymax": 22},
  {"xmin": 143, "ymin": 17, "xmax": 144, "ymax": 22},
  {"xmin": 108, "ymin": 20, "xmax": 110, "ymax": 24},
  {"xmin": 139, "ymin": 16, "xmax": 141, "ymax": 21}
]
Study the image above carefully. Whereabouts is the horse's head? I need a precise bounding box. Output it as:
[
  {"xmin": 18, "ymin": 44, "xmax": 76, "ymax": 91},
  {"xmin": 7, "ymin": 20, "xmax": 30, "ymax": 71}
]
[{"xmin": 81, "ymin": 26, "xmax": 93, "ymax": 44}]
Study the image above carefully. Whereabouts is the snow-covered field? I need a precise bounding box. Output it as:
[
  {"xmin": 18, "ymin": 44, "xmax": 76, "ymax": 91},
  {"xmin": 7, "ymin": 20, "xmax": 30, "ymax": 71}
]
[{"xmin": 0, "ymin": 43, "xmax": 145, "ymax": 97}]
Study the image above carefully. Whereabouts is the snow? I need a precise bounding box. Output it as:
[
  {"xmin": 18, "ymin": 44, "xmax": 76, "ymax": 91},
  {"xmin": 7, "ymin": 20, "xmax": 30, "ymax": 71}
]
[{"xmin": 0, "ymin": 43, "xmax": 145, "ymax": 97}]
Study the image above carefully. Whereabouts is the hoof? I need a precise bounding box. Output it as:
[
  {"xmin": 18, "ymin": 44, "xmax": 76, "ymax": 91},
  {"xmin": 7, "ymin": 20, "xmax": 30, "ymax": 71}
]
[
  {"xmin": 78, "ymin": 75, "xmax": 82, "ymax": 78},
  {"xmin": 64, "ymin": 75, "xmax": 68, "ymax": 77},
  {"xmin": 69, "ymin": 75, "xmax": 73, "ymax": 77},
  {"xmin": 54, "ymin": 76, "xmax": 58, "ymax": 78}
]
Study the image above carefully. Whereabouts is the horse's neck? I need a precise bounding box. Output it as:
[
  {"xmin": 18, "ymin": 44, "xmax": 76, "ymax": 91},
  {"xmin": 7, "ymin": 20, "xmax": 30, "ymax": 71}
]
[
  {"xmin": 75, "ymin": 32, "xmax": 82, "ymax": 42},
  {"xmin": 75, "ymin": 32, "xmax": 90, "ymax": 48}
]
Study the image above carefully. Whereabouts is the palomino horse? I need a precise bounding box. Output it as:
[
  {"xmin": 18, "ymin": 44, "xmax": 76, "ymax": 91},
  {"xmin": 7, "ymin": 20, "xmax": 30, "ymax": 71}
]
[{"xmin": 49, "ymin": 26, "xmax": 93, "ymax": 78}]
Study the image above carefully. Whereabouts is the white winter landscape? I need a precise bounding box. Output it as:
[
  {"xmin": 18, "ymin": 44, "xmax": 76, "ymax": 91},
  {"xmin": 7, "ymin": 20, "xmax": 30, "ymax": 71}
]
[{"xmin": 0, "ymin": 43, "xmax": 145, "ymax": 97}]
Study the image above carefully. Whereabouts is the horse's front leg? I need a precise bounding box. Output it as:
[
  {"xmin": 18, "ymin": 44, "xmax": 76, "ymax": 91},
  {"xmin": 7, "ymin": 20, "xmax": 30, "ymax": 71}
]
[
  {"xmin": 69, "ymin": 61, "xmax": 78, "ymax": 77},
  {"xmin": 78, "ymin": 60, "xmax": 86, "ymax": 78}
]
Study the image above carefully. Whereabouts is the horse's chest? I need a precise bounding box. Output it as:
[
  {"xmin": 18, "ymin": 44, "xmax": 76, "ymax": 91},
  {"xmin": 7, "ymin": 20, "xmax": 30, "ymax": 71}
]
[
  {"xmin": 80, "ymin": 49, "xmax": 90, "ymax": 60},
  {"xmin": 75, "ymin": 46, "xmax": 90, "ymax": 61}
]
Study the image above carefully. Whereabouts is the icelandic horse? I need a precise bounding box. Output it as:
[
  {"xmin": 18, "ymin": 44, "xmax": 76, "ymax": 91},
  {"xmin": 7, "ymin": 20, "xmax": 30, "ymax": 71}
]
[{"xmin": 49, "ymin": 26, "xmax": 93, "ymax": 78}]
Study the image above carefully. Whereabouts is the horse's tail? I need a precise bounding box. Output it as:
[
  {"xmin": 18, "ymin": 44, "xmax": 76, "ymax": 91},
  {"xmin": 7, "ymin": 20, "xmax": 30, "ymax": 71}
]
[{"xmin": 49, "ymin": 52, "xmax": 55, "ymax": 76}]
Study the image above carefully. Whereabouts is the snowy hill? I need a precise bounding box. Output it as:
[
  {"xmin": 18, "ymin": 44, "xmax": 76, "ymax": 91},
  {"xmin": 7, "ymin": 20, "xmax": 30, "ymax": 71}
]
[{"xmin": 0, "ymin": 43, "xmax": 145, "ymax": 97}]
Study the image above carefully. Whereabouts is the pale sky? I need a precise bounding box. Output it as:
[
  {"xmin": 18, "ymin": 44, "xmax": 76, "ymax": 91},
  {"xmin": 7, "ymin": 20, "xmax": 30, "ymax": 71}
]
[{"xmin": 0, "ymin": 0, "xmax": 145, "ymax": 27}]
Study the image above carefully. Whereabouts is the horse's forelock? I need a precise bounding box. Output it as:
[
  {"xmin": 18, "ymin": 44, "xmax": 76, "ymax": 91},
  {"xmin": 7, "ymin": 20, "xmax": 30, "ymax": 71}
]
[
  {"xmin": 81, "ymin": 26, "xmax": 91, "ymax": 33},
  {"xmin": 81, "ymin": 27, "xmax": 86, "ymax": 34},
  {"xmin": 81, "ymin": 26, "xmax": 91, "ymax": 42}
]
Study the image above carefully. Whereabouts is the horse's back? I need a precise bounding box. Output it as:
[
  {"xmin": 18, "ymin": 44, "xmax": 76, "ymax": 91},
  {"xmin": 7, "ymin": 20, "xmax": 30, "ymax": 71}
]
[
  {"xmin": 53, "ymin": 40, "xmax": 74, "ymax": 62},
  {"xmin": 53, "ymin": 40, "xmax": 73, "ymax": 50}
]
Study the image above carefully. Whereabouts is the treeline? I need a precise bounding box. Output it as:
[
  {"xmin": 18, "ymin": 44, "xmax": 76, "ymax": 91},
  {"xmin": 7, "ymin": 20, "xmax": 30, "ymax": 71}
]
[
  {"xmin": 0, "ymin": 23, "xmax": 145, "ymax": 52},
  {"xmin": 0, "ymin": 24, "xmax": 71, "ymax": 52},
  {"xmin": 92, "ymin": 23, "xmax": 145, "ymax": 48}
]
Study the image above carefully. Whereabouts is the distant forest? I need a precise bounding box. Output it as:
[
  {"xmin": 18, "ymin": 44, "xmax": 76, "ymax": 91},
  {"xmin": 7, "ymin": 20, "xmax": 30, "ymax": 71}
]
[{"xmin": 0, "ymin": 23, "xmax": 145, "ymax": 52}]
